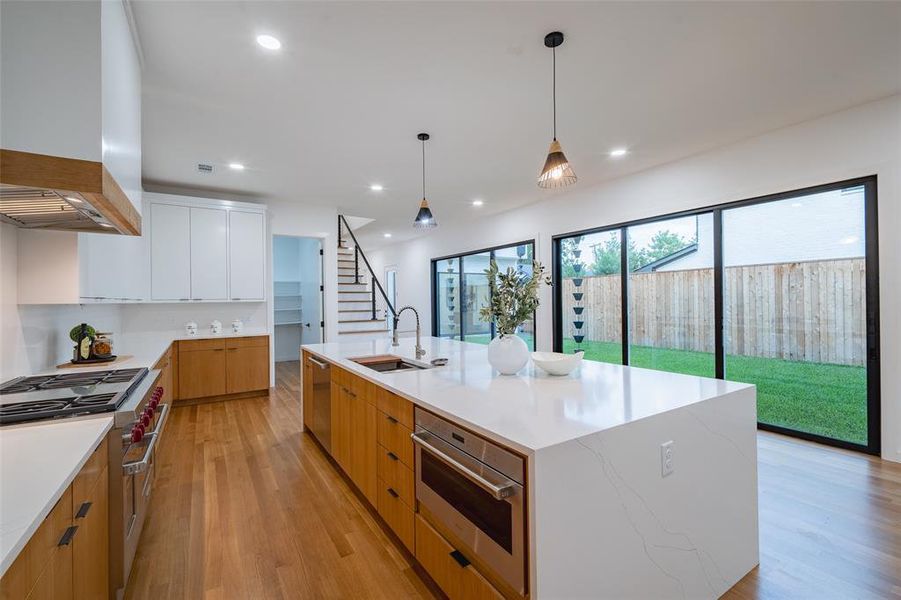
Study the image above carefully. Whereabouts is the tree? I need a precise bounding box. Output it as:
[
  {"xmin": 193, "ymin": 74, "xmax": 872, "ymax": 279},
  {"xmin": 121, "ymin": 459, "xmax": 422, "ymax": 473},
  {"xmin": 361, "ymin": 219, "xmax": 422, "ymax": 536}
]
[
  {"xmin": 560, "ymin": 237, "xmax": 581, "ymax": 278},
  {"xmin": 646, "ymin": 230, "xmax": 694, "ymax": 262},
  {"xmin": 588, "ymin": 235, "xmax": 647, "ymax": 275}
]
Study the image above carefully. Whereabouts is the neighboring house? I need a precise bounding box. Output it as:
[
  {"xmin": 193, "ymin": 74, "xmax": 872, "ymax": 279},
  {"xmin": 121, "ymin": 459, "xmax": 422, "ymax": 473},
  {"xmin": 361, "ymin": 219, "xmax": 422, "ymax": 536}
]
[{"xmin": 652, "ymin": 186, "xmax": 866, "ymax": 272}]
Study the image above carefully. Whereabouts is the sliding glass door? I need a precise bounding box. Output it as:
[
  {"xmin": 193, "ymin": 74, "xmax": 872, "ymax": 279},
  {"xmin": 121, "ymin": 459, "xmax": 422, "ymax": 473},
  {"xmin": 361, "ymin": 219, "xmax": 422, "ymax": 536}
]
[
  {"xmin": 552, "ymin": 177, "xmax": 880, "ymax": 454},
  {"xmin": 627, "ymin": 213, "xmax": 715, "ymax": 377},
  {"xmin": 723, "ymin": 185, "xmax": 871, "ymax": 446},
  {"xmin": 432, "ymin": 240, "xmax": 536, "ymax": 349}
]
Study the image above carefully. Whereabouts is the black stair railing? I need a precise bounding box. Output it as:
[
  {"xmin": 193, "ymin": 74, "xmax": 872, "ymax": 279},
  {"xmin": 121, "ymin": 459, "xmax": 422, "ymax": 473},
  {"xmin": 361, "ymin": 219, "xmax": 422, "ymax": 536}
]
[{"xmin": 338, "ymin": 215, "xmax": 397, "ymax": 322}]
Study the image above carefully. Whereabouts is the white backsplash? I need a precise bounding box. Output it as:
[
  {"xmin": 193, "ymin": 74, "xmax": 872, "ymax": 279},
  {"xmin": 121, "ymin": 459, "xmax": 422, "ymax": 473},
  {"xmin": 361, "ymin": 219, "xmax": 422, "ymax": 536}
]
[{"xmin": 120, "ymin": 302, "xmax": 267, "ymax": 338}]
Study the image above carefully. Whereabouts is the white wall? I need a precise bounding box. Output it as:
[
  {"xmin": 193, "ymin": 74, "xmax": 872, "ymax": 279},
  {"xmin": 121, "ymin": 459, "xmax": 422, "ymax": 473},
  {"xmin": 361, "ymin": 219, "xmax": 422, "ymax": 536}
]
[{"xmin": 370, "ymin": 95, "xmax": 901, "ymax": 462}]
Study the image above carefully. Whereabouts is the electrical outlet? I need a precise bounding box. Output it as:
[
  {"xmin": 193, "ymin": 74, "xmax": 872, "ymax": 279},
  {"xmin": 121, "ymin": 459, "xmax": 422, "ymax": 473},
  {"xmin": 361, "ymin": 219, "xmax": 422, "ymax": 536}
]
[{"xmin": 660, "ymin": 441, "xmax": 674, "ymax": 477}]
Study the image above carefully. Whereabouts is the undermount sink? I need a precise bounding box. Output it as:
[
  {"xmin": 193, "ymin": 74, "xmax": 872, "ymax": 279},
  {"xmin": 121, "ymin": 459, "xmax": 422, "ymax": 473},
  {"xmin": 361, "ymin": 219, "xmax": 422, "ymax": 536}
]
[{"xmin": 349, "ymin": 354, "xmax": 433, "ymax": 373}]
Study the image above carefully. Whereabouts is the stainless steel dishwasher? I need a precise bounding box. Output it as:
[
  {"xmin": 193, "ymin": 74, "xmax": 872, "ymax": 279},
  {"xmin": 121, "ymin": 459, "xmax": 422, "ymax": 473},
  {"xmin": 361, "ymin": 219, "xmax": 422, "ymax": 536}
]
[{"xmin": 306, "ymin": 354, "xmax": 331, "ymax": 452}]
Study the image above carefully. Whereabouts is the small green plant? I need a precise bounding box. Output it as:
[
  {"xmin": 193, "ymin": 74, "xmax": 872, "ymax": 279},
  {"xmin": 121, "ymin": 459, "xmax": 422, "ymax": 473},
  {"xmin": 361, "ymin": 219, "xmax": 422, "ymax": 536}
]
[{"xmin": 479, "ymin": 260, "xmax": 551, "ymax": 336}]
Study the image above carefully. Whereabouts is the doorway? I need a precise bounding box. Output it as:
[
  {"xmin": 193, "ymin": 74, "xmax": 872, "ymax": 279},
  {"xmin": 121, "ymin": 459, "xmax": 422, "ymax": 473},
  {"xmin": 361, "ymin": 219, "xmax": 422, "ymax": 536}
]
[{"xmin": 273, "ymin": 236, "xmax": 323, "ymax": 362}]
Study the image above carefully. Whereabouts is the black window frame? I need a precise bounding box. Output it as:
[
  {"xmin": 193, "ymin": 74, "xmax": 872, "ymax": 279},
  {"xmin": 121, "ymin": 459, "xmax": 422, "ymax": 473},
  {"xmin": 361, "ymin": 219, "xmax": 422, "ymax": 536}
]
[
  {"xmin": 551, "ymin": 176, "xmax": 880, "ymax": 455},
  {"xmin": 431, "ymin": 239, "xmax": 537, "ymax": 349}
]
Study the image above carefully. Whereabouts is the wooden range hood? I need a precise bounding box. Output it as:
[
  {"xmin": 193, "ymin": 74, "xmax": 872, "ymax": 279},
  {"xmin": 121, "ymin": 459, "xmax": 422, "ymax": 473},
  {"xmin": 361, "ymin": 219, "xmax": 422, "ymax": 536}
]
[{"xmin": 0, "ymin": 149, "xmax": 141, "ymax": 235}]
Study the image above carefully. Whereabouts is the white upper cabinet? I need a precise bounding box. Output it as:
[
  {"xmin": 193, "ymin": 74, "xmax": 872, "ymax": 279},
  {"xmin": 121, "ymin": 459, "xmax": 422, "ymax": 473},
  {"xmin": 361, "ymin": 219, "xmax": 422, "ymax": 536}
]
[
  {"xmin": 228, "ymin": 211, "xmax": 266, "ymax": 301},
  {"xmin": 189, "ymin": 207, "xmax": 228, "ymax": 301},
  {"xmin": 150, "ymin": 203, "xmax": 191, "ymax": 301},
  {"xmin": 147, "ymin": 194, "xmax": 267, "ymax": 303}
]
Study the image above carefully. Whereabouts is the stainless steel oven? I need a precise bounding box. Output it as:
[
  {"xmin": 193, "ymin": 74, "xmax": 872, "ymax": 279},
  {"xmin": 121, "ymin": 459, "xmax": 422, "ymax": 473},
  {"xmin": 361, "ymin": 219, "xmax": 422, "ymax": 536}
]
[
  {"xmin": 412, "ymin": 408, "xmax": 525, "ymax": 595},
  {"xmin": 109, "ymin": 369, "xmax": 169, "ymax": 600}
]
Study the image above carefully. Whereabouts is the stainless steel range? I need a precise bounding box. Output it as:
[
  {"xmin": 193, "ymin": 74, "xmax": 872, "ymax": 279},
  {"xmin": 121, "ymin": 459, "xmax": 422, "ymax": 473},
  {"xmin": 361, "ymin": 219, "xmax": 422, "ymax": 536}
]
[{"xmin": 0, "ymin": 367, "xmax": 169, "ymax": 600}]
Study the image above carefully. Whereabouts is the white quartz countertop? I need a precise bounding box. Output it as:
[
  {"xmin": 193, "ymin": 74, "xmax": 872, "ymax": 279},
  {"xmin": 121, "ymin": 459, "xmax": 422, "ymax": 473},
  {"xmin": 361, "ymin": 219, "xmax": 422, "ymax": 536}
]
[
  {"xmin": 0, "ymin": 416, "xmax": 113, "ymax": 577},
  {"xmin": 37, "ymin": 329, "xmax": 269, "ymax": 375},
  {"xmin": 303, "ymin": 337, "xmax": 753, "ymax": 454}
]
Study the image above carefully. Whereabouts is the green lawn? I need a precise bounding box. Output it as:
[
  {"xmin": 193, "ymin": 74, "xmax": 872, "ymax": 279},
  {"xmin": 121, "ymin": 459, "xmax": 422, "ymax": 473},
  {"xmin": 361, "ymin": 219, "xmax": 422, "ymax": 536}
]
[{"xmin": 562, "ymin": 339, "xmax": 867, "ymax": 445}]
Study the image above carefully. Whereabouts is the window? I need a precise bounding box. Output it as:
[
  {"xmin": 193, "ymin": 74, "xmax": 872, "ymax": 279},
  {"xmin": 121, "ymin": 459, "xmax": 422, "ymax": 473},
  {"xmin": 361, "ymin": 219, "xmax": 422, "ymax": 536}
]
[
  {"xmin": 432, "ymin": 241, "xmax": 536, "ymax": 349},
  {"xmin": 553, "ymin": 177, "xmax": 880, "ymax": 454}
]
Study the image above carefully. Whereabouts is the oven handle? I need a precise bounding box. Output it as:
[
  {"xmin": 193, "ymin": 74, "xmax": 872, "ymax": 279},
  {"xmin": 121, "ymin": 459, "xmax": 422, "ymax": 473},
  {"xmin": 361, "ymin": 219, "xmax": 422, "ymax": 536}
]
[
  {"xmin": 122, "ymin": 403, "xmax": 169, "ymax": 476},
  {"xmin": 411, "ymin": 431, "xmax": 517, "ymax": 500}
]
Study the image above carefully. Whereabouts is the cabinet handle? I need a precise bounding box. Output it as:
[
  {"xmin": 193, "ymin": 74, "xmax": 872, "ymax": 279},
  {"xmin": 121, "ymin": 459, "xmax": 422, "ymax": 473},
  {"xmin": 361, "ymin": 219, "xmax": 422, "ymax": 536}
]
[
  {"xmin": 385, "ymin": 415, "xmax": 398, "ymax": 424},
  {"xmin": 232, "ymin": 298, "xmax": 242, "ymax": 301},
  {"xmin": 58, "ymin": 526, "xmax": 78, "ymax": 547},
  {"xmin": 228, "ymin": 348, "xmax": 237, "ymax": 351},
  {"xmin": 449, "ymin": 549, "xmax": 470, "ymax": 568},
  {"xmin": 178, "ymin": 298, "xmax": 190, "ymax": 302},
  {"xmin": 386, "ymin": 451, "xmax": 399, "ymax": 461},
  {"xmin": 212, "ymin": 349, "xmax": 225, "ymax": 352},
  {"xmin": 193, "ymin": 298, "xmax": 203, "ymax": 301},
  {"xmin": 75, "ymin": 501, "xmax": 92, "ymax": 519},
  {"xmin": 387, "ymin": 487, "xmax": 399, "ymax": 498},
  {"xmin": 343, "ymin": 387, "xmax": 356, "ymax": 398}
]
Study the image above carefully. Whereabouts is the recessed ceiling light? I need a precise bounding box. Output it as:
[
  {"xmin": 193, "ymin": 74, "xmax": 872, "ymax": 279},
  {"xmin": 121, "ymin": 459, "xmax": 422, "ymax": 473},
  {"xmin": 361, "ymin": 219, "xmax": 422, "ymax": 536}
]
[
  {"xmin": 228, "ymin": 163, "xmax": 245, "ymax": 170},
  {"xmin": 99, "ymin": 223, "xmax": 114, "ymax": 228},
  {"xmin": 383, "ymin": 233, "xmax": 392, "ymax": 238},
  {"xmin": 609, "ymin": 148, "xmax": 628, "ymax": 158},
  {"xmin": 65, "ymin": 196, "xmax": 82, "ymax": 204},
  {"xmin": 256, "ymin": 34, "xmax": 281, "ymax": 50},
  {"xmin": 472, "ymin": 199, "xmax": 484, "ymax": 207},
  {"xmin": 370, "ymin": 184, "xmax": 384, "ymax": 192}
]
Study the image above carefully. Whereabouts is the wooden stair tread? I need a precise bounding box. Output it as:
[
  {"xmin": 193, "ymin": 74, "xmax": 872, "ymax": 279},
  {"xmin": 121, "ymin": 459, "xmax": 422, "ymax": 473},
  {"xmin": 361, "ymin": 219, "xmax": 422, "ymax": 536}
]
[
  {"xmin": 338, "ymin": 329, "xmax": 391, "ymax": 335},
  {"xmin": 339, "ymin": 319, "xmax": 386, "ymax": 324}
]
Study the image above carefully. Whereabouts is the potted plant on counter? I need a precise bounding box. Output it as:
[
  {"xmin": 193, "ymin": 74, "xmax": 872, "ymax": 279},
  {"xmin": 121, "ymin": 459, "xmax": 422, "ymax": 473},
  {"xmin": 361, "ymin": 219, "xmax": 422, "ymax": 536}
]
[{"xmin": 479, "ymin": 259, "xmax": 551, "ymax": 375}]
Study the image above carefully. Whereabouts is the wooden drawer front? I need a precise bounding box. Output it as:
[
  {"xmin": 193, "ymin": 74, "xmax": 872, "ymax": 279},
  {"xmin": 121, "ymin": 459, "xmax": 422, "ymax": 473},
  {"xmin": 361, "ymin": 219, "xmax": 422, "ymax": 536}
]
[
  {"xmin": 331, "ymin": 365, "xmax": 349, "ymax": 388},
  {"xmin": 343, "ymin": 370, "xmax": 374, "ymax": 404},
  {"xmin": 377, "ymin": 444, "xmax": 414, "ymax": 507},
  {"xmin": 225, "ymin": 335, "xmax": 268, "ymax": 349},
  {"xmin": 375, "ymin": 388, "xmax": 413, "ymax": 429},
  {"xmin": 414, "ymin": 515, "xmax": 504, "ymax": 600},
  {"xmin": 178, "ymin": 338, "xmax": 226, "ymax": 352},
  {"xmin": 377, "ymin": 479, "xmax": 414, "ymax": 553},
  {"xmin": 73, "ymin": 436, "xmax": 107, "ymax": 509},
  {"xmin": 377, "ymin": 411, "xmax": 413, "ymax": 468},
  {"xmin": 0, "ymin": 487, "xmax": 73, "ymax": 600}
]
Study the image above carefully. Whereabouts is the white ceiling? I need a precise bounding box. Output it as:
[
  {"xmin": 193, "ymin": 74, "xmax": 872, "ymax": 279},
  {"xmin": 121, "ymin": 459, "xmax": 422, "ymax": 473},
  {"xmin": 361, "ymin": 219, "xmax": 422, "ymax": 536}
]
[{"xmin": 133, "ymin": 1, "xmax": 901, "ymax": 249}]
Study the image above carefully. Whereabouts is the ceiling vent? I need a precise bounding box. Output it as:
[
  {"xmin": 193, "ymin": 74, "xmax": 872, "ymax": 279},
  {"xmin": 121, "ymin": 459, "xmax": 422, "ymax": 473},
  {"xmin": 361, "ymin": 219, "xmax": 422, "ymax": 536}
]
[{"xmin": 197, "ymin": 163, "xmax": 213, "ymax": 173}]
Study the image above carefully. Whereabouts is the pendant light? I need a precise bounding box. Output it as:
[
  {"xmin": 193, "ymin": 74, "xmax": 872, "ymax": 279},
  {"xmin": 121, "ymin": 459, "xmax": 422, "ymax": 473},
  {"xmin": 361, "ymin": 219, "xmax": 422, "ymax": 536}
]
[
  {"xmin": 537, "ymin": 31, "xmax": 577, "ymax": 189},
  {"xmin": 413, "ymin": 132, "xmax": 438, "ymax": 229}
]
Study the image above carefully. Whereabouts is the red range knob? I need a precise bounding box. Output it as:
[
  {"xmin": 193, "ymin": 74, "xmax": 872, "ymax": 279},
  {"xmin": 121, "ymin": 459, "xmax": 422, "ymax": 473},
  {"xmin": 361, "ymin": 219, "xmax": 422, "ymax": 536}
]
[
  {"xmin": 131, "ymin": 425, "xmax": 144, "ymax": 443},
  {"xmin": 153, "ymin": 387, "xmax": 164, "ymax": 400},
  {"xmin": 149, "ymin": 397, "xmax": 160, "ymax": 410}
]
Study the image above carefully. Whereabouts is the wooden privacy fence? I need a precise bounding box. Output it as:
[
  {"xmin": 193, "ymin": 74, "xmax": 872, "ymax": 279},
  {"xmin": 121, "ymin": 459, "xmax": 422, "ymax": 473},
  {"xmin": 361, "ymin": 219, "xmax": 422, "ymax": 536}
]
[{"xmin": 561, "ymin": 258, "xmax": 866, "ymax": 366}]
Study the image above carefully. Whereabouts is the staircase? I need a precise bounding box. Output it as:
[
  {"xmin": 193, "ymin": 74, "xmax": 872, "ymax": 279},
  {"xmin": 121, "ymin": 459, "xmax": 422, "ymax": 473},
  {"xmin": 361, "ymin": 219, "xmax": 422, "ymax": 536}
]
[{"xmin": 337, "ymin": 217, "xmax": 395, "ymax": 339}]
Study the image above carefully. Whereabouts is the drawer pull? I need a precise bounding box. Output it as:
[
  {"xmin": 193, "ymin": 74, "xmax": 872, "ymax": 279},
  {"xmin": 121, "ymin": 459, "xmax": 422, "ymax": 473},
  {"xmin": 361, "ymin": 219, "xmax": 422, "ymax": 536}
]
[
  {"xmin": 387, "ymin": 487, "xmax": 399, "ymax": 498},
  {"xmin": 386, "ymin": 451, "xmax": 399, "ymax": 461},
  {"xmin": 385, "ymin": 415, "xmax": 398, "ymax": 424},
  {"xmin": 449, "ymin": 549, "xmax": 470, "ymax": 568},
  {"xmin": 75, "ymin": 501, "xmax": 92, "ymax": 519},
  {"xmin": 344, "ymin": 387, "xmax": 356, "ymax": 398},
  {"xmin": 58, "ymin": 526, "xmax": 78, "ymax": 547}
]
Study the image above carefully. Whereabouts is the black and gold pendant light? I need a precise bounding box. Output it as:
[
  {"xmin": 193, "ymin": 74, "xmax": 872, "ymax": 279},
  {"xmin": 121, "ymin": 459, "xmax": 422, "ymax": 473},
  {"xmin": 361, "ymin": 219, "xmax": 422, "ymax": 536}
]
[
  {"xmin": 537, "ymin": 31, "xmax": 577, "ymax": 189},
  {"xmin": 413, "ymin": 132, "xmax": 438, "ymax": 229}
]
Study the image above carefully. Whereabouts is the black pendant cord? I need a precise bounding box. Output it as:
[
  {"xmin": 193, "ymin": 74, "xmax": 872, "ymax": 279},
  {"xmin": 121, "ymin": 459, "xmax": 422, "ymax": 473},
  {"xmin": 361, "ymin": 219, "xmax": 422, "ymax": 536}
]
[
  {"xmin": 552, "ymin": 45, "xmax": 557, "ymax": 141},
  {"xmin": 421, "ymin": 139, "xmax": 426, "ymax": 199}
]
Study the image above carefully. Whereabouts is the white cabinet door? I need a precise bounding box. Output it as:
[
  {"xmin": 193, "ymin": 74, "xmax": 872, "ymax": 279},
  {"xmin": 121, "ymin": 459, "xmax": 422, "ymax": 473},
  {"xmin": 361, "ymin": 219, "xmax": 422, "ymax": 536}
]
[
  {"xmin": 228, "ymin": 210, "xmax": 265, "ymax": 301},
  {"xmin": 189, "ymin": 207, "xmax": 228, "ymax": 301},
  {"xmin": 150, "ymin": 203, "xmax": 191, "ymax": 300},
  {"xmin": 79, "ymin": 232, "xmax": 146, "ymax": 301}
]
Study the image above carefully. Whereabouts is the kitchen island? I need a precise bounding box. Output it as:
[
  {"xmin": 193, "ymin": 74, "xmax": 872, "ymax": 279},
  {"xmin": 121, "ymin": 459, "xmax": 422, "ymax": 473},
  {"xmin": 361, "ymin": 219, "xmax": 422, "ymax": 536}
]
[{"xmin": 302, "ymin": 336, "xmax": 758, "ymax": 600}]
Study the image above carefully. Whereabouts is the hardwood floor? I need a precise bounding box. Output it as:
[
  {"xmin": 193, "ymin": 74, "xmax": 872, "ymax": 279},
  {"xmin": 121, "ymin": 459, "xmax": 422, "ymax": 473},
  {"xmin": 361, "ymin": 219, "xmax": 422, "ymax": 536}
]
[
  {"xmin": 126, "ymin": 361, "xmax": 901, "ymax": 599},
  {"xmin": 125, "ymin": 361, "xmax": 437, "ymax": 600}
]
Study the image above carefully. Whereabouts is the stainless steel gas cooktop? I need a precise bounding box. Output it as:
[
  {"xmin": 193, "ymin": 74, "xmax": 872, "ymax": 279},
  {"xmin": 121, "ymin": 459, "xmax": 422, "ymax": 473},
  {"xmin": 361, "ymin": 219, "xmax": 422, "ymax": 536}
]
[{"xmin": 0, "ymin": 368, "xmax": 149, "ymax": 425}]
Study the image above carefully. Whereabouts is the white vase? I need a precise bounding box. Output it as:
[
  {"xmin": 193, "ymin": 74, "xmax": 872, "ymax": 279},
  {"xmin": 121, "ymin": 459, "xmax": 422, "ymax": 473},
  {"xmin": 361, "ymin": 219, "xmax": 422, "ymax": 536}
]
[{"xmin": 487, "ymin": 334, "xmax": 530, "ymax": 375}]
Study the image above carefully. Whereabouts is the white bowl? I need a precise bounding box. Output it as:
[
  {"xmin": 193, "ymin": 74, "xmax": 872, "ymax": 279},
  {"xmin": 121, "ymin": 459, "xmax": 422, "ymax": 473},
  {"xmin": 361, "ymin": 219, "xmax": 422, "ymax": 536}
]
[{"xmin": 531, "ymin": 351, "xmax": 584, "ymax": 376}]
